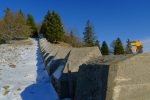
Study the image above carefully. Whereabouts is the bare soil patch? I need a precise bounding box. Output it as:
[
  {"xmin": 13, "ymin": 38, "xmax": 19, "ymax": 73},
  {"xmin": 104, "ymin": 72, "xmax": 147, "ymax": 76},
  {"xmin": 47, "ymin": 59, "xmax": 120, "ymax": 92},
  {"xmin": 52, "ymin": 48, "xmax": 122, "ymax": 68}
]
[
  {"xmin": 9, "ymin": 64, "xmax": 16, "ymax": 68},
  {"xmin": 7, "ymin": 39, "xmax": 33, "ymax": 46},
  {"xmin": 3, "ymin": 86, "xmax": 10, "ymax": 95}
]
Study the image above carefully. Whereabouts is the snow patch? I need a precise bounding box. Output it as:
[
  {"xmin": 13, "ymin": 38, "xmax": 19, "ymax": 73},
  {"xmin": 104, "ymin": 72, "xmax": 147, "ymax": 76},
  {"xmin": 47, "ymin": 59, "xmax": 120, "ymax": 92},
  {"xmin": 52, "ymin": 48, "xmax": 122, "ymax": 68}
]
[
  {"xmin": 53, "ymin": 64, "xmax": 64, "ymax": 79},
  {"xmin": 0, "ymin": 39, "xmax": 59, "ymax": 100}
]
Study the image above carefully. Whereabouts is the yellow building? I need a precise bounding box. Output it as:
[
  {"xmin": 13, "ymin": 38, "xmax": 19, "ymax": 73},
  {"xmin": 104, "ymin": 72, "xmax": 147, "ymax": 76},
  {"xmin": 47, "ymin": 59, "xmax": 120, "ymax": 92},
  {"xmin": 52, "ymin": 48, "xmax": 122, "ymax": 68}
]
[{"xmin": 130, "ymin": 41, "xmax": 143, "ymax": 54}]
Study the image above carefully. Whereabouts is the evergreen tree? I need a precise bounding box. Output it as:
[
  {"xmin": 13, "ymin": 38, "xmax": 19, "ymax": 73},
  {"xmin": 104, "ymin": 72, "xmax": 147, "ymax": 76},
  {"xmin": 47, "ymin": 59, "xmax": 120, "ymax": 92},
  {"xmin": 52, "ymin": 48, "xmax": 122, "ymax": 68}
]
[
  {"xmin": 101, "ymin": 41, "xmax": 109, "ymax": 55},
  {"xmin": 18, "ymin": 10, "xmax": 24, "ymax": 16},
  {"xmin": 40, "ymin": 10, "xmax": 51, "ymax": 37},
  {"xmin": 95, "ymin": 40, "xmax": 101, "ymax": 51},
  {"xmin": 83, "ymin": 20, "xmax": 95, "ymax": 46},
  {"xmin": 95, "ymin": 40, "xmax": 100, "ymax": 47},
  {"xmin": 70, "ymin": 31, "xmax": 74, "ymax": 39},
  {"xmin": 110, "ymin": 40, "xmax": 116, "ymax": 50},
  {"xmin": 114, "ymin": 38, "xmax": 125, "ymax": 55},
  {"xmin": 109, "ymin": 40, "xmax": 116, "ymax": 53},
  {"xmin": 69, "ymin": 31, "xmax": 74, "ymax": 44},
  {"xmin": 125, "ymin": 39, "xmax": 132, "ymax": 54},
  {"xmin": 26, "ymin": 14, "xmax": 38, "ymax": 37},
  {"xmin": 50, "ymin": 11, "xmax": 64, "ymax": 42},
  {"xmin": 4, "ymin": 8, "xmax": 12, "ymax": 24},
  {"xmin": 15, "ymin": 10, "xmax": 31, "ymax": 39},
  {"xmin": 17, "ymin": 10, "xmax": 25, "ymax": 23},
  {"xmin": 40, "ymin": 10, "xmax": 64, "ymax": 43},
  {"xmin": 4, "ymin": 8, "xmax": 11, "ymax": 16}
]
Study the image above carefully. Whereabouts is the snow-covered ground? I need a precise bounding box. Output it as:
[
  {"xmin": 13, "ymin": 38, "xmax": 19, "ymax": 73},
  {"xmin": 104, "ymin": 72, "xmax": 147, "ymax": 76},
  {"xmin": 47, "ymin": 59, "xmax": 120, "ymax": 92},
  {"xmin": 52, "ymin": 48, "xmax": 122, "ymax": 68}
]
[{"xmin": 0, "ymin": 39, "xmax": 59, "ymax": 100}]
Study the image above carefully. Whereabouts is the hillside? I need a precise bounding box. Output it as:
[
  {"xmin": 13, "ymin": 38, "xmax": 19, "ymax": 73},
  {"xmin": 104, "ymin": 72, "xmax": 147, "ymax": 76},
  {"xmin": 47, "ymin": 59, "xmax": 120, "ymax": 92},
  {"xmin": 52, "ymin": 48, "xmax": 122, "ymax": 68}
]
[{"xmin": 0, "ymin": 39, "xmax": 59, "ymax": 100}]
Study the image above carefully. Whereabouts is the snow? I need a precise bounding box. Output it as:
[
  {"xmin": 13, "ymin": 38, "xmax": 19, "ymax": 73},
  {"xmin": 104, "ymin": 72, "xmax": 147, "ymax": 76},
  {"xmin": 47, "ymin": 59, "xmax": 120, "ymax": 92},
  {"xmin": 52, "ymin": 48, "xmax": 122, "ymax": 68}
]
[
  {"xmin": 0, "ymin": 39, "xmax": 59, "ymax": 100},
  {"xmin": 53, "ymin": 64, "xmax": 64, "ymax": 80}
]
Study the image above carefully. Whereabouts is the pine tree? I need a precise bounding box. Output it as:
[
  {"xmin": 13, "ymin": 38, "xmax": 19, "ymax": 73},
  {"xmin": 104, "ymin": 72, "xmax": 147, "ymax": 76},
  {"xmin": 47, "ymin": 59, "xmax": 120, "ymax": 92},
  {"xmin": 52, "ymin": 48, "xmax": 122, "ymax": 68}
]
[
  {"xmin": 114, "ymin": 38, "xmax": 125, "ymax": 55},
  {"xmin": 50, "ymin": 11, "xmax": 64, "ymax": 42},
  {"xmin": 15, "ymin": 10, "xmax": 31, "ymax": 39},
  {"xmin": 70, "ymin": 31, "xmax": 74, "ymax": 39},
  {"xmin": 40, "ymin": 10, "xmax": 54, "ymax": 41},
  {"xmin": 101, "ymin": 41, "xmax": 109, "ymax": 55},
  {"xmin": 4, "ymin": 8, "xmax": 12, "ymax": 23},
  {"xmin": 125, "ymin": 39, "xmax": 132, "ymax": 54},
  {"xmin": 40, "ymin": 10, "xmax": 51, "ymax": 37},
  {"xmin": 95, "ymin": 40, "xmax": 100, "ymax": 47},
  {"xmin": 26, "ymin": 14, "xmax": 38, "ymax": 37},
  {"xmin": 17, "ymin": 10, "xmax": 25, "ymax": 23},
  {"xmin": 69, "ymin": 31, "xmax": 74, "ymax": 44},
  {"xmin": 41, "ymin": 10, "xmax": 64, "ymax": 43},
  {"xmin": 95, "ymin": 40, "xmax": 101, "ymax": 51},
  {"xmin": 83, "ymin": 20, "xmax": 95, "ymax": 47}
]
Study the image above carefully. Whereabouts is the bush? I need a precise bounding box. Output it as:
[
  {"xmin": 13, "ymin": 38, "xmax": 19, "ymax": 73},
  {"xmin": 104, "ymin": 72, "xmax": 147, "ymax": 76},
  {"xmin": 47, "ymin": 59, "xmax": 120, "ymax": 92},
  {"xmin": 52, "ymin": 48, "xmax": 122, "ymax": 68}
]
[
  {"xmin": 0, "ymin": 8, "xmax": 32, "ymax": 41},
  {"xmin": 63, "ymin": 32, "xmax": 83, "ymax": 47}
]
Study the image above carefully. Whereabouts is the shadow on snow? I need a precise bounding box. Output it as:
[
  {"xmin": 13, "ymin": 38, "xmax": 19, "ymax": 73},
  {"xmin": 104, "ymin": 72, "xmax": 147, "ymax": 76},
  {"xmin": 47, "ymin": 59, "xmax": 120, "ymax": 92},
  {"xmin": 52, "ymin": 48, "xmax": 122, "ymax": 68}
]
[{"xmin": 21, "ymin": 39, "xmax": 59, "ymax": 100}]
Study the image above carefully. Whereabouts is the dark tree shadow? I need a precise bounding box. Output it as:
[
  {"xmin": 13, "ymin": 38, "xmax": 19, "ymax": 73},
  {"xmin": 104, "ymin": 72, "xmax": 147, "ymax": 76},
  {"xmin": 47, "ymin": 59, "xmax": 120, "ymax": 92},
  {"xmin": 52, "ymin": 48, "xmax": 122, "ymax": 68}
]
[{"xmin": 21, "ymin": 39, "xmax": 59, "ymax": 100}]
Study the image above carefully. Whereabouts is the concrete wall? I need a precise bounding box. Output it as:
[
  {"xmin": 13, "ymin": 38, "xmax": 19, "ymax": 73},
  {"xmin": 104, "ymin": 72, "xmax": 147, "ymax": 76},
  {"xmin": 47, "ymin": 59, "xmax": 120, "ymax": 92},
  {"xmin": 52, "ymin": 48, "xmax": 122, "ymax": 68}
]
[
  {"xmin": 75, "ymin": 54, "xmax": 150, "ymax": 100},
  {"xmin": 63, "ymin": 47, "xmax": 101, "ymax": 73},
  {"xmin": 39, "ymin": 38, "xmax": 102, "ymax": 75},
  {"xmin": 75, "ymin": 64, "xmax": 109, "ymax": 100},
  {"xmin": 39, "ymin": 38, "xmax": 102, "ymax": 99},
  {"xmin": 106, "ymin": 53, "xmax": 150, "ymax": 100},
  {"xmin": 39, "ymin": 38, "xmax": 150, "ymax": 100}
]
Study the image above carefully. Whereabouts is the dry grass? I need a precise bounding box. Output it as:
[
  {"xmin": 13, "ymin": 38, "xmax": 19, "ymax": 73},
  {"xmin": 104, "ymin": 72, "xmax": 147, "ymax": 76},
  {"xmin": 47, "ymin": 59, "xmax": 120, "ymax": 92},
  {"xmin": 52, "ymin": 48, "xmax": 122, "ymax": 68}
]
[
  {"xmin": 3, "ymin": 85, "xmax": 10, "ymax": 95},
  {"xmin": 3, "ymin": 86, "xmax": 9, "ymax": 90},
  {"xmin": 57, "ymin": 42, "xmax": 72, "ymax": 48},
  {"xmin": 8, "ymin": 39, "xmax": 32, "ymax": 46},
  {"xmin": 17, "ymin": 88, "xmax": 21, "ymax": 91},
  {"xmin": 3, "ymin": 90, "xmax": 9, "ymax": 95},
  {"xmin": 9, "ymin": 64, "xmax": 16, "ymax": 68}
]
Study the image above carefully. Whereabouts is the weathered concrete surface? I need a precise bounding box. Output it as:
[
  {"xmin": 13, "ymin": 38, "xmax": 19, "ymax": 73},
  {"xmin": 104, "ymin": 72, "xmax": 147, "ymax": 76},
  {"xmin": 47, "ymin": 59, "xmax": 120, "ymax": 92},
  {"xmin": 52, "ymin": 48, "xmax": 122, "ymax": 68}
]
[
  {"xmin": 106, "ymin": 53, "xmax": 150, "ymax": 100},
  {"xmin": 39, "ymin": 38, "xmax": 102, "ymax": 75},
  {"xmin": 75, "ymin": 64, "xmax": 109, "ymax": 100},
  {"xmin": 84, "ymin": 54, "xmax": 150, "ymax": 100},
  {"xmin": 40, "ymin": 38, "xmax": 71, "ymax": 60},
  {"xmin": 39, "ymin": 38, "xmax": 102, "ymax": 99},
  {"xmin": 63, "ymin": 46, "xmax": 101, "ymax": 73},
  {"xmin": 88, "ymin": 54, "xmax": 135, "ymax": 65},
  {"xmin": 39, "ymin": 38, "xmax": 150, "ymax": 100}
]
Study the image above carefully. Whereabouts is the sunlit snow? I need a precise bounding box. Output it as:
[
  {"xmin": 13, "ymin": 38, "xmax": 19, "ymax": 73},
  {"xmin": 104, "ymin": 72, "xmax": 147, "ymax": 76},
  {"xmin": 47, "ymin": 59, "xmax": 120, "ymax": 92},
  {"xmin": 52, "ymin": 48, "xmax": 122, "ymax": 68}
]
[{"xmin": 0, "ymin": 39, "xmax": 59, "ymax": 100}]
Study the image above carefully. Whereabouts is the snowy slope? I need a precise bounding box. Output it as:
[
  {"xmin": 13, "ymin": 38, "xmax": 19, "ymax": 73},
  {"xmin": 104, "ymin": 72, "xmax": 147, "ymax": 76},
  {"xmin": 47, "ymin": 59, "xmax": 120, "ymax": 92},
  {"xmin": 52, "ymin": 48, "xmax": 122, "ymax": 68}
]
[{"xmin": 0, "ymin": 39, "xmax": 59, "ymax": 100}]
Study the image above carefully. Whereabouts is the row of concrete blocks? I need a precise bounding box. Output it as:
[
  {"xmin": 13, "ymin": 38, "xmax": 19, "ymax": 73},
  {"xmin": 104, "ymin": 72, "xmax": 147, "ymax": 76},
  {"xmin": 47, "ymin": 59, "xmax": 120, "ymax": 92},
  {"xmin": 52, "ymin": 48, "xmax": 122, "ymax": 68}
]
[
  {"xmin": 73, "ymin": 53, "xmax": 150, "ymax": 100},
  {"xmin": 39, "ymin": 38, "xmax": 150, "ymax": 100},
  {"xmin": 39, "ymin": 38, "xmax": 102, "ymax": 78},
  {"xmin": 39, "ymin": 38, "xmax": 102, "ymax": 99}
]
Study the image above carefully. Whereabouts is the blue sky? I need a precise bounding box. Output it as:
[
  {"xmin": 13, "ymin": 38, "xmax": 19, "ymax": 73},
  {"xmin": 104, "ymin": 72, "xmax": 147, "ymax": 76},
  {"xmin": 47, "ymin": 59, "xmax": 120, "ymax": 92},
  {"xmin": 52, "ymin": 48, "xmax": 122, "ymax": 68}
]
[{"xmin": 0, "ymin": 0, "xmax": 150, "ymax": 52}]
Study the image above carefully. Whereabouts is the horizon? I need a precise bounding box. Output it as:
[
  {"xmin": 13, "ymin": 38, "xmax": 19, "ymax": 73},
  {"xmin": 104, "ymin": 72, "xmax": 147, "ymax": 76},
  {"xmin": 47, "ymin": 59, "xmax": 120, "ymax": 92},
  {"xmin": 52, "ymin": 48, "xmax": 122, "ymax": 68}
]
[{"xmin": 0, "ymin": 0, "xmax": 150, "ymax": 52}]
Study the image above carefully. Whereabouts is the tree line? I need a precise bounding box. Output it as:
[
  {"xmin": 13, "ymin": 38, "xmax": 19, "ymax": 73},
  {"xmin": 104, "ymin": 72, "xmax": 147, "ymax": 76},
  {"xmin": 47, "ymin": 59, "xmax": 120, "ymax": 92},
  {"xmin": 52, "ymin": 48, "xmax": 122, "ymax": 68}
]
[
  {"xmin": 39, "ymin": 9, "xmax": 132, "ymax": 55},
  {"xmin": 82, "ymin": 20, "xmax": 132, "ymax": 55},
  {"xmin": 100, "ymin": 38, "xmax": 132, "ymax": 55},
  {"xmin": 0, "ymin": 8, "xmax": 38, "ymax": 43},
  {"xmin": 0, "ymin": 8, "xmax": 133, "ymax": 55}
]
